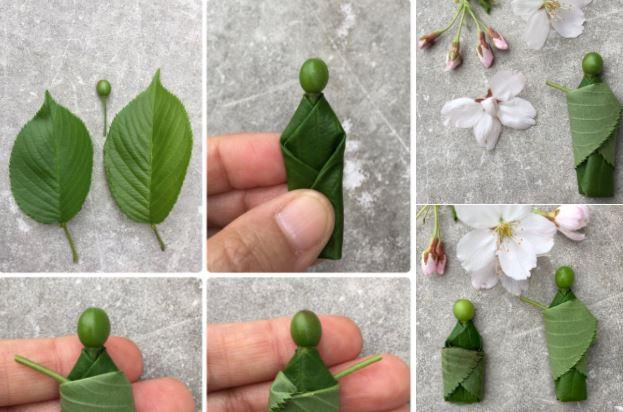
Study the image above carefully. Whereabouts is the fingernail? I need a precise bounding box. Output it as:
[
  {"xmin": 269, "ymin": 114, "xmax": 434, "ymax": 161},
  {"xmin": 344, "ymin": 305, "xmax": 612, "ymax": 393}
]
[{"xmin": 275, "ymin": 193, "xmax": 332, "ymax": 253}]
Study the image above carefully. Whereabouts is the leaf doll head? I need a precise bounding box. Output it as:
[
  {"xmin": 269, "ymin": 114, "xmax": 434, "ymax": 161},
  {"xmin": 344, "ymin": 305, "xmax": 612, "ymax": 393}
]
[
  {"xmin": 77, "ymin": 307, "xmax": 111, "ymax": 348},
  {"xmin": 290, "ymin": 310, "xmax": 322, "ymax": 347},
  {"xmin": 555, "ymin": 266, "xmax": 575, "ymax": 289},
  {"xmin": 453, "ymin": 299, "xmax": 475, "ymax": 323},
  {"xmin": 299, "ymin": 58, "xmax": 329, "ymax": 94}
]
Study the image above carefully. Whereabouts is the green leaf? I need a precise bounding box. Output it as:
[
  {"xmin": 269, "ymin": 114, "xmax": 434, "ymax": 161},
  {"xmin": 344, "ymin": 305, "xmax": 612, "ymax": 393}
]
[
  {"xmin": 477, "ymin": 0, "xmax": 493, "ymax": 13},
  {"xmin": 9, "ymin": 91, "xmax": 93, "ymax": 262},
  {"xmin": 68, "ymin": 348, "xmax": 119, "ymax": 380},
  {"xmin": 104, "ymin": 70, "xmax": 193, "ymax": 250},
  {"xmin": 443, "ymin": 320, "xmax": 484, "ymax": 403},
  {"xmin": 269, "ymin": 372, "xmax": 339, "ymax": 412},
  {"xmin": 566, "ymin": 83, "xmax": 621, "ymax": 168},
  {"xmin": 60, "ymin": 371, "xmax": 135, "ymax": 412},
  {"xmin": 542, "ymin": 299, "xmax": 597, "ymax": 381},
  {"xmin": 282, "ymin": 347, "xmax": 338, "ymax": 392},
  {"xmin": 280, "ymin": 94, "xmax": 346, "ymax": 260}
]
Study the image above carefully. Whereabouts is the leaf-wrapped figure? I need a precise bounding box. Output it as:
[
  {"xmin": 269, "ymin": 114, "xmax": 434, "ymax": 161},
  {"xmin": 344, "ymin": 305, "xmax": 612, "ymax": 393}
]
[
  {"xmin": 547, "ymin": 52, "xmax": 622, "ymax": 197},
  {"xmin": 280, "ymin": 58, "xmax": 346, "ymax": 260},
  {"xmin": 441, "ymin": 299, "xmax": 485, "ymax": 403},
  {"xmin": 268, "ymin": 310, "xmax": 382, "ymax": 411},
  {"xmin": 521, "ymin": 266, "xmax": 597, "ymax": 402},
  {"xmin": 15, "ymin": 308, "xmax": 135, "ymax": 412}
]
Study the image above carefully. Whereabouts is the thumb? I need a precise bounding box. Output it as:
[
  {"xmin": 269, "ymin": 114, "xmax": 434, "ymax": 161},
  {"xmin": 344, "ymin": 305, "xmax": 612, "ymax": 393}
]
[{"xmin": 208, "ymin": 189, "xmax": 335, "ymax": 272}]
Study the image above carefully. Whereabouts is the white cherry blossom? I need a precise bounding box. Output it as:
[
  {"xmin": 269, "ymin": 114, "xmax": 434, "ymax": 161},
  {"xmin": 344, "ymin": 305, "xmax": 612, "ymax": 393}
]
[
  {"xmin": 512, "ymin": 0, "xmax": 592, "ymax": 49},
  {"xmin": 441, "ymin": 71, "xmax": 537, "ymax": 150}
]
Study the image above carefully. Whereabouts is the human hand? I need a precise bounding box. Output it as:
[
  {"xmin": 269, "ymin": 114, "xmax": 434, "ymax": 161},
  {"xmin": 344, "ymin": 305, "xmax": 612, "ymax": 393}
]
[
  {"xmin": 207, "ymin": 315, "xmax": 410, "ymax": 411},
  {"xmin": 208, "ymin": 133, "xmax": 335, "ymax": 272},
  {"xmin": 0, "ymin": 336, "xmax": 194, "ymax": 411}
]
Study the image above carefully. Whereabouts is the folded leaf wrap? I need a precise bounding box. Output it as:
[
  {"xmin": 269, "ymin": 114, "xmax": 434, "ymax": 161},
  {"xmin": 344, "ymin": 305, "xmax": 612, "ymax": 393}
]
[
  {"xmin": 268, "ymin": 346, "xmax": 340, "ymax": 411},
  {"xmin": 280, "ymin": 94, "xmax": 346, "ymax": 259},
  {"xmin": 567, "ymin": 80, "xmax": 622, "ymax": 197},
  {"xmin": 442, "ymin": 320, "xmax": 484, "ymax": 403},
  {"xmin": 61, "ymin": 347, "xmax": 135, "ymax": 411},
  {"xmin": 543, "ymin": 291, "xmax": 597, "ymax": 401}
]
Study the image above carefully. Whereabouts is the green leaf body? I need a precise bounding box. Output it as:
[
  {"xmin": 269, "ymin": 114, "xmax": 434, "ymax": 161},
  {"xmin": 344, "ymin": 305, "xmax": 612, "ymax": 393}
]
[
  {"xmin": 478, "ymin": 0, "xmax": 493, "ymax": 13},
  {"xmin": 9, "ymin": 92, "xmax": 93, "ymax": 259},
  {"xmin": 543, "ymin": 290, "xmax": 597, "ymax": 402},
  {"xmin": 268, "ymin": 347, "xmax": 339, "ymax": 411},
  {"xmin": 567, "ymin": 76, "xmax": 621, "ymax": 197},
  {"xmin": 104, "ymin": 71, "xmax": 192, "ymax": 237},
  {"xmin": 442, "ymin": 320, "xmax": 485, "ymax": 403},
  {"xmin": 280, "ymin": 94, "xmax": 346, "ymax": 259},
  {"xmin": 60, "ymin": 371, "xmax": 135, "ymax": 411},
  {"xmin": 67, "ymin": 347, "xmax": 119, "ymax": 380}
]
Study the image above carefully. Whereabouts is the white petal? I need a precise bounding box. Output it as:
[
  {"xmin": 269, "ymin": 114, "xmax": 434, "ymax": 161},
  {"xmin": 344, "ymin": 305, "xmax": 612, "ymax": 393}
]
[
  {"xmin": 498, "ymin": 97, "xmax": 537, "ymax": 129},
  {"xmin": 551, "ymin": 4, "xmax": 585, "ymax": 38},
  {"xmin": 455, "ymin": 205, "xmax": 504, "ymax": 229},
  {"xmin": 441, "ymin": 98, "xmax": 484, "ymax": 128},
  {"xmin": 558, "ymin": 227, "xmax": 586, "ymax": 241},
  {"xmin": 525, "ymin": 9, "xmax": 551, "ymax": 49},
  {"xmin": 500, "ymin": 205, "xmax": 532, "ymax": 222},
  {"xmin": 516, "ymin": 213, "xmax": 557, "ymax": 254},
  {"xmin": 470, "ymin": 260, "xmax": 499, "ymax": 290},
  {"xmin": 473, "ymin": 114, "xmax": 502, "ymax": 150},
  {"xmin": 489, "ymin": 71, "xmax": 526, "ymax": 101},
  {"xmin": 499, "ymin": 275, "xmax": 529, "ymax": 296},
  {"xmin": 457, "ymin": 229, "xmax": 497, "ymax": 272},
  {"xmin": 566, "ymin": 0, "xmax": 592, "ymax": 8},
  {"xmin": 497, "ymin": 236, "xmax": 537, "ymax": 280},
  {"xmin": 512, "ymin": 0, "xmax": 544, "ymax": 18}
]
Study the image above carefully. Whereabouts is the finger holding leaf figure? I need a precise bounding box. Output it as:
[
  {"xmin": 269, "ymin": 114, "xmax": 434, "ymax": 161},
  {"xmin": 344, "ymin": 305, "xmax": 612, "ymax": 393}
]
[
  {"xmin": 207, "ymin": 313, "xmax": 410, "ymax": 411},
  {"xmin": 6, "ymin": 307, "xmax": 194, "ymax": 412}
]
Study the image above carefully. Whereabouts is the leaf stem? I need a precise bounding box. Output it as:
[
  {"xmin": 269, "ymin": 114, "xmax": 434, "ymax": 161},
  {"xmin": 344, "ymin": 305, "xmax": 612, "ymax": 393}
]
[
  {"xmin": 520, "ymin": 295, "xmax": 547, "ymax": 311},
  {"xmin": 546, "ymin": 80, "xmax": 572, "ymax": 94},
  {"xmin": 334, "ymin": 354, "xmax": 383, "ymax": 380},
  {"xmin": 15, "ymin": 355, "xmax": 70, "ymax": 384},
  {"xmin": 60, "ymin": 223, "xmax": 78, "ymax": 263},
  {"xmin": 449, "ymin": 205, "xmax": 458, "ymax": 222},
  {"xmin": 151, "ymin": 224, "xmax": 166, "ymax": 251}
]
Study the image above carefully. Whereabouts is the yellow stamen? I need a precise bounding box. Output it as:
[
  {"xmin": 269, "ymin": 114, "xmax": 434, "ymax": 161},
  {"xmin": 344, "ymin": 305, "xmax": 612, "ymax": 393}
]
[
  {"xmin": 495, "ymin": 222, "xmax": 514, "ymax": 239},
  {"xmin": 543, "ymin": 0, "xmax": 561, "ymax": 14}
]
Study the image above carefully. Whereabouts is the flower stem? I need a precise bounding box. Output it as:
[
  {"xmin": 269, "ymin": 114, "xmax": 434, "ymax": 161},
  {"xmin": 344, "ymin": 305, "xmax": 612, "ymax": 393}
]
[
  {"xmin": 438, "ymin": 3, "xmax": 465, "ymax": 35},
  {"xmin": 334, "ymin": 354, "xmax": 383, "ymax": 380},
  {"xmin": 15, "ymin": 355, "xmax": 70, "ymax": 384},
  {"xmin": 546, "ymin": 80, "xmax": 572, "ymax": 94},
  {"xmin": 454, "ymin": 6, "xmax": 467, "ymax": 42},
  {"xmin": 433, "ymin": 205, "xmax": 441, "ymax": 239},
  {"xmin": 464, "ymin": 0, "xmax": 486, "ymax": 32},
  {"xmin": 415, "ymin": 205, "xmax": 431, "ymax": 220},
  {"xmin": 520, "ymin": 295, "xmax": 547, "ymax": 311},
  {"xmin": 60, "ymin": 223, "xmax": 78, "ymax": 263},
  {"xmin": 151, "ymin": 224, "xmax": 166, "ymax": 251}
]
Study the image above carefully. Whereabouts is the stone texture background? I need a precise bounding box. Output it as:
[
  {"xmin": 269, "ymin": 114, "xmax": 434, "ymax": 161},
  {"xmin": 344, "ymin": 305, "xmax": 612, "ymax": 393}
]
[
  {"xmin": 207, "ymin": 277, "xmax": 410, "ymax": 363},
  {"xmin": 0, "ymin": 277, "xmax": 203, "ymax": 410},
  {"xmin": 416, "ymin": 1, "xmax": 623, "ymax": 203},
  {"xmin": 207, "ymin": 0, "xmax": 410, "ymax": 272},
  {"xmin": 0, "ymin": 1, "xmax": 202, "ymax": 272},
  {"xmin": 416, "ymin": 205, "xmax": 623, "ymax": 411}
]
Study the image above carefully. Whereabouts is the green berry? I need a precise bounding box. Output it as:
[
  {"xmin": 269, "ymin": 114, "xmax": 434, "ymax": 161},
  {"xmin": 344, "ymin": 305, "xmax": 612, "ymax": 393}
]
[
  {"xmin": 290, "ymin": 310, "xmax": 322, "ymax": 347},
  {"xmin": 96, "ymin": 79, "xmax": 111, "ymax": 98},
  {"xmin": 77, "ymin": 307, "xmax": 111, "ymax": 348},
  {"xmin": 453, "ymin": 299, "xmax": 475, "ymax": 322},
  {"xmin": 582, "ymin": 52, "xmax": 603, "ymax": 76},
  {"xmin": 555, "ymin": 266, "xmax": 575, "ymax": 289},
  {"xmin": 299, "ymin": 58, "xmax": 329, "ymax": 94}
]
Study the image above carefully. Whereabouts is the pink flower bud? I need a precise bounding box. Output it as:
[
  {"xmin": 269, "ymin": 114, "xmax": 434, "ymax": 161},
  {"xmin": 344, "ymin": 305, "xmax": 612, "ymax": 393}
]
[
  {"xmin": 554, "ymin": 205, "xmax": 589, "ymax": 241},
  {"xmin": 488, "ymin": 27, "xmax": 509, "ymax": 50},
  {"xmin": 476, "ymin": 32, "xmax": 494, "ymax": 68},
  {"xmin": 421, "ymin": 238, "xmax": 446, "ymax": 276},
  {"xmin": 419, "ymin": 31, "xmax": 440, "ymax": 49},
  {"xmin": 444, "ymin": 41, "xmax": 462, "ymax": 72}
]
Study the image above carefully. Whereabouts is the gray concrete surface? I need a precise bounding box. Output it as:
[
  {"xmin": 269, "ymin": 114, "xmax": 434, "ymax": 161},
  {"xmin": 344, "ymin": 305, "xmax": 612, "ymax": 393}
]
[
  {"xmin": 207, "ymin": 0, "xmax": 410, "ymax": 272},
  {"xmin": 0, "ymin": 1, "xmax": 202, "ymax": 272},
  {"xmin": 416, "ymin": 1, "xmax": 623, "ymax": 203},
  {"xmin": 416, "ymin": 205, "xmax": 623, "ymax": 411},
  {"xmin": 0, "ymin": 277, "xmax": 203, "ymax": 410},
  {"xmin": 207, "ymin": 277, "xmax": 410, "ymax": 363}
]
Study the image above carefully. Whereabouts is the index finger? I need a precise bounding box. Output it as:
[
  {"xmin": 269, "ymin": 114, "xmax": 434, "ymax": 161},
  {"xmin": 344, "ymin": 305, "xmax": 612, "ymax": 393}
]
[
  {"xmin": 207, "ymin": 315, "xmax": 363, "ymax": 392},
  {"xmin": 0, "ymin": 336, "xmax": 143, "ymax": 406},
  {"xmin": 207, "ymin": 133, "xmax": 286, "ymax": 195}
]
